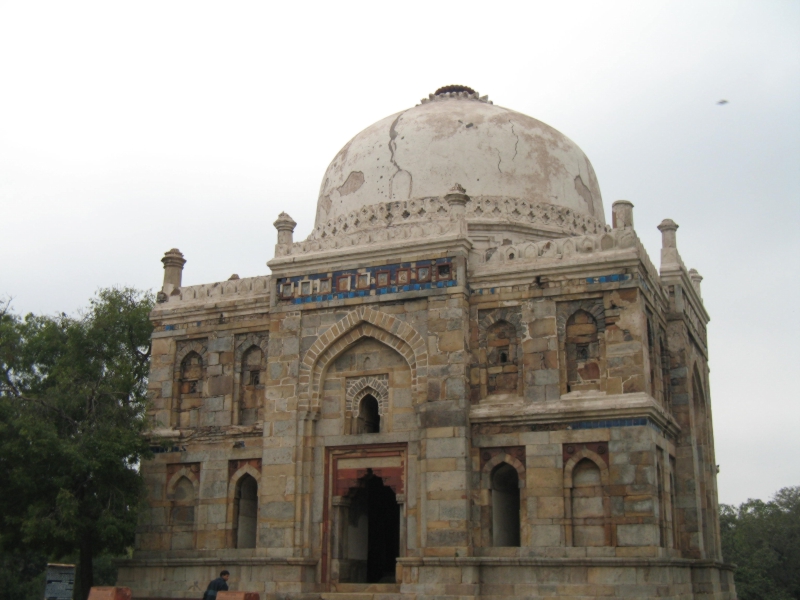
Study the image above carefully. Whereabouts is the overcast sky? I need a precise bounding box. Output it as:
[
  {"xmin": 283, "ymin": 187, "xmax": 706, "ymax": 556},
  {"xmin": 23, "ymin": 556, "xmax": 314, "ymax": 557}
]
[{"xmin": 1, "ymin": 1, "xmax": 798, "ymax": 506}]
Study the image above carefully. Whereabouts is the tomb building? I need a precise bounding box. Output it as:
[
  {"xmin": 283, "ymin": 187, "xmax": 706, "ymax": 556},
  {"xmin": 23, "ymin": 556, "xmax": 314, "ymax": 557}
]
[{"xmin": 118, "ymin": 86, "xmax": 735, "ymax": 599}]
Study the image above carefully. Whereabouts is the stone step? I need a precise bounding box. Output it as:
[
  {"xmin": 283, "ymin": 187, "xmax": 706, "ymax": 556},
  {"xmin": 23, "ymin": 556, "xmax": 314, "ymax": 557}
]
[
  {"xmin": 319, "ymin": 594, "xmax": 475, "ymax": 600},
  {"xmin": 329, "ymin": 584, "xmax": 400, "ymax": 593},
  {"xmin": 319, "ymin": 582, "xmax": 405, "ymax": 600},
  {"xmin": 319, "ymin": 595, "xmax": 407, "ymax": 600}
]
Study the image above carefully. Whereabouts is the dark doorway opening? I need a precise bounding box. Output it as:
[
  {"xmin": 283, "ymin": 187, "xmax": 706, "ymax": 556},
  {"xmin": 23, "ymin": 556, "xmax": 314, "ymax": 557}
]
[
  {"xmin": 344, "ymin": 471, "xmax": 400, "ymax": 583},
  {"xmin": 491, "ymin": 462, "xmax": 521, "ymax": 547},
  {"xmin": 357, "ymin": 395, "xmax": 380, "ymax": 434}
]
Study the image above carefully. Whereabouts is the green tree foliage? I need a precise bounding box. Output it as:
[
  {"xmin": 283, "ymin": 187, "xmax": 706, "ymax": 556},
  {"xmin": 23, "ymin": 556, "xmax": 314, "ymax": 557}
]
[
  {"xmin": 0, "ymin": 288, "xmax": 154, "ymax": 600},
  {"xmin": 720, "ymin": 486, "xmax": 800, "ymax": 600}
]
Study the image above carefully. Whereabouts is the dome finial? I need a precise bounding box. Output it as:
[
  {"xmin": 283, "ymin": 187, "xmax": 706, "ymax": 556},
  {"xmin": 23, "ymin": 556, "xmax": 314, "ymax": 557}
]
[
  {"xmin": 435, "ymin": 84, "xmax": 476, "ymax": 96},
  {"xmin": 420, "ymin": 86, "xmax": 491, "ymax": 105}
]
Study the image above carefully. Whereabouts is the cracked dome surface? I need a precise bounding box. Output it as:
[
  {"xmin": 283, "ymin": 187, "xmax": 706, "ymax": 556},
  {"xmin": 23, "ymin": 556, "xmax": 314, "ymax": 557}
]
[{"xmin": 315, "ymin": 94, "xmax": 605, "ymax": 228}]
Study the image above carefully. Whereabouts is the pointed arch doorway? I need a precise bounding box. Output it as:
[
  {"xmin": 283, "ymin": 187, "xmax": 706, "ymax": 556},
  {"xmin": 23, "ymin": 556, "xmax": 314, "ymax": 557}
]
[{"xmin": 324, "ymin": 444, "xmax": 407, "ymax": 585}]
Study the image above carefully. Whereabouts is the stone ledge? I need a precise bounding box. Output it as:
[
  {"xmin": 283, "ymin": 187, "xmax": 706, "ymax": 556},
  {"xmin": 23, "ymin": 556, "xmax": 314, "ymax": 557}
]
[
  {"xmin": 269, "ymin": 285, "xmax": 468, "ymax": 314},
  {"xmin": 269, "ymin": 235, "xmax": 472, "ymax": 276},
  {"xmin": 117, "ymin": 557, "xmax": 318, "ymax": 567},
  {"xmin": 147, "ymin": 424, "xmax": 265, "ymax": 446},
  {"xmin": 397, "ymin": 556, "xmax": 735, "ymax": 570},
  {"xmin": 469, "ymin": 392, "xmax": 680, "ymax": 438}
]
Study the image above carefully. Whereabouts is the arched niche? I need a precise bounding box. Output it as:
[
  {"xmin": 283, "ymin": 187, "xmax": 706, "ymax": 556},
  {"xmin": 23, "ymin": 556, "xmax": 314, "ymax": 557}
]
[
  {"xmin": 479, "ymin": 452, "xmax": 527, "ymax": 548},
  {"xmin": 323, "ymin": 337, "xmax": 412, "ymax": 435},
  {"xmin": 564, "ymin": 450, "xmax": 610, "ymax": 548},
  {"xmin": 234, "ymin": 474, "xmax": 258, "ymax": 549},
  {"xmin": 475, "ymin": 307, "xmax": 524, "ymax": 401},
  {"xmin": 346, "ymin": 375, "xmax": 390, "ymax": 434},
  {"xmin": 171, "ymin": 340, "xmax": 208, "ymax": 429},
  {"xmin": 239, "ymin": 345, "xmax": 264, "ymax": 425},
  {"xmin": 226, "ymin": 464, "xmax": 261, "ymax": 549},
  {"xmin": 570, "ymin": 459, "xmax": 604, "ymax": 546},
  {"xmin": 491, "ymin": 463, "xmax": 521, "ymax": 547},
  {"xmin": 233, "ymin": 333, "xmax": 269, "ymax": 426},
  {"xmin": 486, "ymin": 320, "xmax": 519, "ymax": 395},
  {"xmin": 167, "ymin": 472, "xmax": 198, "ymax": 550},
  {"xmin": 175, "ymin": 351, "xmax": 204, "ymax": 428},
  {"xmin": 564, "ymin": 310, "xmax": 601, "ymax": 393}
]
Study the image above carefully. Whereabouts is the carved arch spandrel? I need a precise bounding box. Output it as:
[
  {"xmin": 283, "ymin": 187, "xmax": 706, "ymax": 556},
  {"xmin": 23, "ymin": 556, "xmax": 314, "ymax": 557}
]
[
  {"xmin": 556, "ymin": 301, "xmax": 606, "ymax": 340},
  {"xmin": 477, "ymin": 307, "xmax": 525, "ymax": 344},
  {"xmin": 234, "ymin": 333, "xmax": 270, "ymax": 364},
  {"xmin": 175, "ymin": 340, "xmax": 209, "ymax": 368},
  {"xmin": 481, "ymin": 453, "xmax": 526, "ymax": 489},
  {"xmin": 563, "ymin": 449, "xmax": 610, "ymax": 488},
  {"xmin": 166, "ymin": 465, "xmax": 200, "ymax": 498},
  {"xmin": 346, "ymin": 374, "xmax": 389, "ymax": 416},
  {"xmin": 298, "ymin": 307, "xmax": 427, "ymax": 409}
]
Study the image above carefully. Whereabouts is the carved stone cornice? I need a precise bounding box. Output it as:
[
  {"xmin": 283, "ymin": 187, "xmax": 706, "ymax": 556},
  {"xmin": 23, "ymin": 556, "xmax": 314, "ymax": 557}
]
[
  {"xmin": 469, "ymin": 391, "xmax": 680, "ymax": 439},
  {"xmin": 291, "ymin": 197, "xmax": 608, "ymax": 257}
]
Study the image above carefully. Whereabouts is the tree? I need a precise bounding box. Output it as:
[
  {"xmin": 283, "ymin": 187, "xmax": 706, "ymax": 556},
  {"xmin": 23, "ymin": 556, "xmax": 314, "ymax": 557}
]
[
  {"xmin": 0, "ymin": 288, "xmax": 154, "ymax": 599},
  {"xmin": 720, "ymin": 486, "xmax": 800, "ymax": 600}
]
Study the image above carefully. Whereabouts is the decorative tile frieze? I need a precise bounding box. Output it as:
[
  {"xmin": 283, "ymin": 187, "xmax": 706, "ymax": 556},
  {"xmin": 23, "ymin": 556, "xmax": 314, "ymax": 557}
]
[{"xmin": 276, "ymin": 257, "xmax": 457, "ymax": 304}]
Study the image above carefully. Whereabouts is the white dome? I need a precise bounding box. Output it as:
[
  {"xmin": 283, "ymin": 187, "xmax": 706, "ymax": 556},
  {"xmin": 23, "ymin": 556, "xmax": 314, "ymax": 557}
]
[{"xmin": 315, "ymin": 87, "xmax": 605, "ymax": 231}]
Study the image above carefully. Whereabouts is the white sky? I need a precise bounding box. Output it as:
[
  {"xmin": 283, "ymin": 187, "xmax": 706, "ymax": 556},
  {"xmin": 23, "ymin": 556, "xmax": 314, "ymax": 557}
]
[{"xmin": 1, "ymin": 1, "xmax": 798, "ymax": 506}]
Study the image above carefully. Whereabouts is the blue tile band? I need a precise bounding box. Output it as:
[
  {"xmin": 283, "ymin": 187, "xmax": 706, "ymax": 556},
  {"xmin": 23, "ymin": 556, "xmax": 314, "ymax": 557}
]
[{"xmin": 278, "ymin": 257, "xmax": 457, "ymax": 304}]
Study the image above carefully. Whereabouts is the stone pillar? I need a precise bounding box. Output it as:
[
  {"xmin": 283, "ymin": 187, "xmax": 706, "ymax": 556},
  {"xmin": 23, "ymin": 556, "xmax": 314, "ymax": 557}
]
[
  {"xmin": 611, "ymin": 200, "xmax": 634, "ymax": 229},
  {"xmin": 274, "ymin": 212, "xmax": 297, "ymax": 257},
  {"xmin": 161, "ymin": 248, "xmax": 186, "ymax": 294},
  {"xmin": 445, "ymin": 183, "xmax": 469, "ymax": 237},
  {"xmin": 657, "ymin": 219, "xmax": 681, "ymax": 271},
  {"xmin": 330, "ymin": 496, "xmax": 351, "ymax": 567},
  {"xmin": 657, "ymin": 219, "xmax": 678, "ymax": 248},
  {"xmin": 689, "ymin": 268, "xmax": 703, "ymax": 299}
]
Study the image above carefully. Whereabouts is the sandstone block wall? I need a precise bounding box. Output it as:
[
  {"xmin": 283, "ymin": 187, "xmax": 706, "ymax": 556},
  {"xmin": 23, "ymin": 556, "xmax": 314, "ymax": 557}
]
[{"xmin": 126, "ymin": 228, "xmax": 728, "ymax": 598}]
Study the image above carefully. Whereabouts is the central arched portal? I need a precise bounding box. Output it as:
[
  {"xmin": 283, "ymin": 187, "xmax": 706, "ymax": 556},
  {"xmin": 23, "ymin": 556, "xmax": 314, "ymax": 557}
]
[
  {"xmin": 325, "ymin": 445, "xmax": 407, "ymax": 585},
  {"xmin": 348, "ymin": 472, "xmax": 400, "ymax": 583}
]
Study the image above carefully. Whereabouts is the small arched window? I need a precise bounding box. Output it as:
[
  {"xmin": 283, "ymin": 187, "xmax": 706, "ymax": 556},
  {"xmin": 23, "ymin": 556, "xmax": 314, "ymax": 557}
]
[
  {"xmin": 177, "ymin": 352, "xmax": 204, "ymax": 429},
  {"xmin": 565, "ymin": 311, "xmax": 600, "ymax": 392},
  {"xmin": 180, "ymin": 352, "xmax": 203, "ymax": 396},
  {"xmin": 240, "ymin": 346, "xmax": 263, "ymax": 425},
  {"xmin": 486, "ymin": 320, "xmax": 519, "ymax": 395},
  {"xmin": 491, "ymin": 463, "xmax": 520, "ymax": 547},
  {"xmin": 357, "ymin": 395, "xmax": 380, "ymax": 434},
  {"xmin": 235, "ymin": 474, "xmax": 258, "ymax": 549}
]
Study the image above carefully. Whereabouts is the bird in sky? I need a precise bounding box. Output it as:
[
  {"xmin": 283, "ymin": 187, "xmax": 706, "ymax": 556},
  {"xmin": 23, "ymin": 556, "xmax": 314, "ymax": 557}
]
[{"xmin": 717, "ymin": 100, "xmax": 729, "ymax": 105}]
